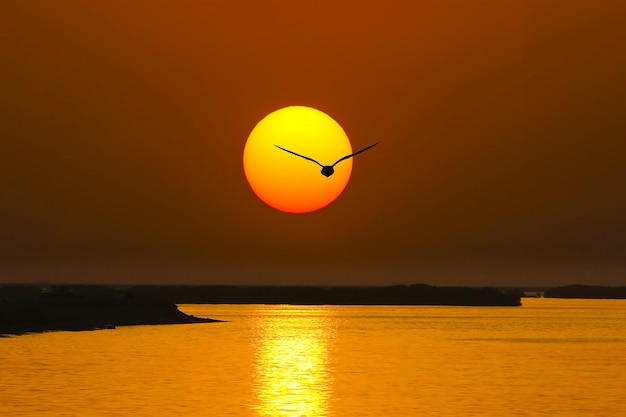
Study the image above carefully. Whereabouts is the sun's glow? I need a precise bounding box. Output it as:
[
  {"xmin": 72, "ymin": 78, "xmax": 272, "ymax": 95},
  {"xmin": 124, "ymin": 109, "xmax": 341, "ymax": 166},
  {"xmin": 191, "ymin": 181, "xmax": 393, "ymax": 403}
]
[
  {"xmin": 243, "ymin": 106, "xmax": 352, "ymax": 213},
  {"xmin": 252, "ymin": 308, "xmax": 334, "ymax": 417}
]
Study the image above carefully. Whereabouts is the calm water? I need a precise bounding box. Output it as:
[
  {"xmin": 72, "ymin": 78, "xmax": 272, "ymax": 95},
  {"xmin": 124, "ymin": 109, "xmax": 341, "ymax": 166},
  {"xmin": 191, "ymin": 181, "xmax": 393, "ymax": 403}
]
[{"xmin": 2, "ymin": 299, "xmax": 625, "ymax": 416}]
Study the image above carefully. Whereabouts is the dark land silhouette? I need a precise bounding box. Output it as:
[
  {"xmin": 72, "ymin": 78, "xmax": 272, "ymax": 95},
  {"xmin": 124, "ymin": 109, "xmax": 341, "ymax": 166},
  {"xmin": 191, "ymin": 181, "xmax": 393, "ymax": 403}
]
[
  {"xmin": 275, "ymin": 142, "xmax": 379, "ymax": 177},
  {"xmin": 544, "ymin": 285, "xmax": 626, "ymax": 299},
  {"xmin": 20, "ymin": 283, "xmax": 624, "ymax": 336},
  {"xmin": 129, "ymin": 284, "xmax": 521, "ymax": 306},
  {"xmin": 0, "ymin": 285, "xmax": 218, "ymax": 336}
]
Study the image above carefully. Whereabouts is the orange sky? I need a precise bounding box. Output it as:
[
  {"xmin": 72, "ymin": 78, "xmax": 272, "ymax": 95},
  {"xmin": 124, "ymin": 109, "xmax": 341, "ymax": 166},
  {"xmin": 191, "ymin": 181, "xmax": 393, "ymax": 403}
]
[{"xmin": 1, "ymin": 0, "xmax": 625, "ymax": 286}]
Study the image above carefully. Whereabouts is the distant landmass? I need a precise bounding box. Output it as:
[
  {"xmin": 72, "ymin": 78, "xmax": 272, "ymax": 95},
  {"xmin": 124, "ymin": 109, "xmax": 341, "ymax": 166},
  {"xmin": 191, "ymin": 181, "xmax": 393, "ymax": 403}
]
[
  {"xmin": 130, "ymin": 284, "xmax": 522, "ymax": 306},
  {"xmin": 0, "ymin": 285, "xmax": 218, "ymax": 336},
  {"xmin": 544, "ymin": 285, "xmax": 626, "ymax": 299},
  {"xmin": 6, "ymin": 283, "xmax": 624, "ymax": 337},
  {"xmin": 0, "ymin": 283, "xmax": 527, "ymax": 336}
]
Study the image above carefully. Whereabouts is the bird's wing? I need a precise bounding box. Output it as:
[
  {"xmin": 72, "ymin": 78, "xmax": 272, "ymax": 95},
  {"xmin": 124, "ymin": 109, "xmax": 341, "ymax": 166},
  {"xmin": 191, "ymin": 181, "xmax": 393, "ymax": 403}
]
[
  {"xmin": 331, "ymin": 142, "xmax": 379, "ymax": 167},
  {"xmin": 274, "ymin": 145, "xmax": 324, "ymax": 167}
]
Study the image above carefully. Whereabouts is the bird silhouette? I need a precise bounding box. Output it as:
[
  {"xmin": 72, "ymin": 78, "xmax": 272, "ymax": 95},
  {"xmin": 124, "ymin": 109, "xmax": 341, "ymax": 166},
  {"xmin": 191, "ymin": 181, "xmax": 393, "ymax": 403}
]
[{"xmin": 274, "ymin": 142, "xmax": 379, "ymax": 177}]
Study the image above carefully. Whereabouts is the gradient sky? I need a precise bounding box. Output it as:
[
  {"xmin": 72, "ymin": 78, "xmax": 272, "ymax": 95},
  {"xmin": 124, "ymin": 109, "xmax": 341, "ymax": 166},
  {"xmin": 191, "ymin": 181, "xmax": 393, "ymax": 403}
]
[{"xmin": 2, "ymin": 0, "xmax": 625, "ymax": 286}]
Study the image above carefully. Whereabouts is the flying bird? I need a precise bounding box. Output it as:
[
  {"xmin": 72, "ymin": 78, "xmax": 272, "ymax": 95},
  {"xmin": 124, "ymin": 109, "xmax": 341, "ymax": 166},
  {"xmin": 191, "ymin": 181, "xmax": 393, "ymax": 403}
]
[{"xmin": 274, "ymin": 142, "xmax": 379, "ymax": 177}]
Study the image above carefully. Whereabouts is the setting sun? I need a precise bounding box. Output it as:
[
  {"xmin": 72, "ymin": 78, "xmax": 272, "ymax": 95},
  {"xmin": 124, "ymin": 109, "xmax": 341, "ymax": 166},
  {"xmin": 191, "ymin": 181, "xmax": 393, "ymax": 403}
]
[{"xmin": 243, "ymin": 106, "xmax": 353, "ymax": 214}]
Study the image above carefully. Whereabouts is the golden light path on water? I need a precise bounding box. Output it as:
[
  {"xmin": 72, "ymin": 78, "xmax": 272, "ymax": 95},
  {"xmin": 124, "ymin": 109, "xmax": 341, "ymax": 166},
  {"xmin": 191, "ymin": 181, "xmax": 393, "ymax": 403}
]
[{"xmin": 251, "ymin": 308, "xmax": 335, "ymax": 417}]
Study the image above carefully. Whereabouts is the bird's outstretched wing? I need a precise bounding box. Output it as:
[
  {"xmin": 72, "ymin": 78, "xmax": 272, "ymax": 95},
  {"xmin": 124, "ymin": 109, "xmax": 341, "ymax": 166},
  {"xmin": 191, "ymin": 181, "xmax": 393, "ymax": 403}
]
[
  {"xmin": 274, "ymin": 145, "xmax": 324, "ymax": 167},
  {"xmin": 331, "ymin": 142, "xmax": 379, "ymax": 167}
]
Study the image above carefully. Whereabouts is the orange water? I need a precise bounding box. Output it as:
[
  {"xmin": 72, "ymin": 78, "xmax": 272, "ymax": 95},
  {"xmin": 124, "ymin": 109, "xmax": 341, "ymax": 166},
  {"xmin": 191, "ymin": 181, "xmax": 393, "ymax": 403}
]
[{"xmin": 1, "ymin": 299, "xmax": 625, "ymax": 416}]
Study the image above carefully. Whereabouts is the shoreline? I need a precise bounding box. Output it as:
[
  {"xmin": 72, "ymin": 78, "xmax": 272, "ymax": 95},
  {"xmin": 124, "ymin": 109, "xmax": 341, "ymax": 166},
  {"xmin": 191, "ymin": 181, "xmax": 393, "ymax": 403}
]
[
  {"xmin": 0, "ymin": 285, "xmax": 220, "ymax": 337},
  {"xmin": 4, "ymin": 283, "xmax": 625, "ymax": 337}
]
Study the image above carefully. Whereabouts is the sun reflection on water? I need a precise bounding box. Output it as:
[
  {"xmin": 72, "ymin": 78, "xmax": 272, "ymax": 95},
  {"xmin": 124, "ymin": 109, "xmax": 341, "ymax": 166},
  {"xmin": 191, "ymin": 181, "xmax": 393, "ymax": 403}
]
[{"xmin": 252, "ymin": 307, "xmax": 334, "ymax": 417}]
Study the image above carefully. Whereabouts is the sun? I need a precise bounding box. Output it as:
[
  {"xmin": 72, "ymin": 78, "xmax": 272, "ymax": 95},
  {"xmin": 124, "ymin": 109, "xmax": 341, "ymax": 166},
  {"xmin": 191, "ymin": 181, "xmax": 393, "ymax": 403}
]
[{"xmin": 243, "ymin": 106, "xmax": 352, "ymax": 214}]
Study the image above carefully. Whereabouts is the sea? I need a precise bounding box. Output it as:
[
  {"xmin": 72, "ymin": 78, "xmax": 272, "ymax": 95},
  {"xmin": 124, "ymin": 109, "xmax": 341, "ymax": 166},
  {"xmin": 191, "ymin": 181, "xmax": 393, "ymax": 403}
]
[{"xmin": 1, "ymin": 298, "xmax": 625, "ymax": 416}]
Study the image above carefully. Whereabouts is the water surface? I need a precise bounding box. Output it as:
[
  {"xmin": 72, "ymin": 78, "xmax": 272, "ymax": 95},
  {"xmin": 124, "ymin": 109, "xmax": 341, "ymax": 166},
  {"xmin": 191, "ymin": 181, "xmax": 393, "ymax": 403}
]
[{"xmin": 2, "ymin": 299, "xmax": 625, "ymax": 416}]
